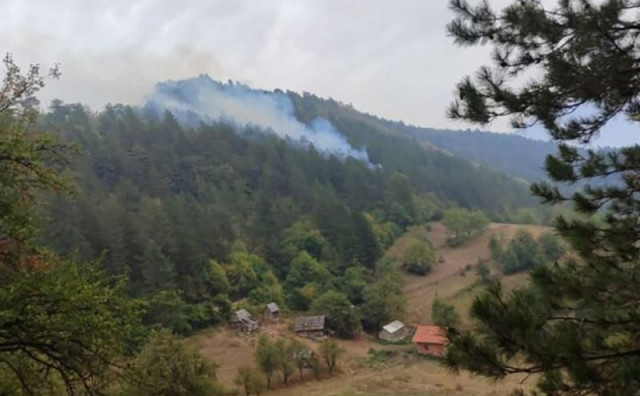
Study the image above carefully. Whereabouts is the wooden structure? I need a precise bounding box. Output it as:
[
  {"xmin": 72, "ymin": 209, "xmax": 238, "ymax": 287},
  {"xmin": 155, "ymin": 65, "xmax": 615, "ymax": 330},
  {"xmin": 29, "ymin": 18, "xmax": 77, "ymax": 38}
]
[
  {"xmin": 378, "ymin": 320, "xmax": 411, "ymax": 342},
  {"xmin": 294, "ymin": 315, "xmax": 328, "ymax": 339},
  {"xmin": 263, "ymin": 302, "xmax": 280, "ymax": 321},
  {"xmin": 412, "ymin": 325, "xmax": 448, "ymax": 356},
  {"xmin": 230, "ymin": 309, "xmax": 258, "ymax": 334},
  {"xmin": 292, "ymin": 348, "xmax": 315, "ymax": 368}
]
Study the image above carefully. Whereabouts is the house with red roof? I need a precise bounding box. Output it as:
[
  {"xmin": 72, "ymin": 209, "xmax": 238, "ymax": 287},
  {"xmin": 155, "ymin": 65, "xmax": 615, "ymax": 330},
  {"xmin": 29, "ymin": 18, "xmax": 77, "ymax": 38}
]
[{"xmin": 412, "ymin": 325, "xmax": 448, "ymax": 356}]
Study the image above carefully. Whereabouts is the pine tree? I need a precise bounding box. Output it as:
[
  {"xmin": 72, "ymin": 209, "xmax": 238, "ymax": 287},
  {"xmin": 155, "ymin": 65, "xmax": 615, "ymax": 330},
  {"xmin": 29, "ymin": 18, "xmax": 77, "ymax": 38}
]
[{"xmin": 445, "ymin": 1, "xmax": 640, "ymax": 394}]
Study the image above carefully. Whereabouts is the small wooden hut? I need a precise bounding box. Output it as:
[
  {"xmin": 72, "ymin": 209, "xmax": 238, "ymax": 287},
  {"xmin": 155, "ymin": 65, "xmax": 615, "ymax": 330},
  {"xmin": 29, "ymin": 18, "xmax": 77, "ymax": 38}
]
[
  {"xmin": 294, "ymin": 315, "xmax": 328, "ymax": 339},
  {"xmin": 263, "ymin": 302, "xmax": 280, "ymax": 321},
  {"xmin": 230, "ymin": 309, "xmax": 258, "ymax": 334},
  {"xmin": 378, "ymin": 320, "xmax": 411, "ymax": 342}
]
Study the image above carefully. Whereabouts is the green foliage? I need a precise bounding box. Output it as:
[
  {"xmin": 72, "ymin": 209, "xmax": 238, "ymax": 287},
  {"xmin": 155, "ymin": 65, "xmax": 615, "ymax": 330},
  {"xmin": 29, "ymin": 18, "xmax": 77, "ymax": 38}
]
[
  {"xmin": 0, "ymin": 260, "xmax": 145, "ymax": 394},
  {"xmin": 248, "ymin": 270, "xmax": 285, "ymax": 307},
  {"xmin": 445, "ymin": 1, "xmax": 640, "ymax": 393},
  {"xmin": 360, "ymin": 275, "xmax": 405, "ymax": 331},
  {"xmin": 497, "ymin": 230, "xmax": 543, "ymax": 275},
  {"xmin": 0, "ymin": 56, "xmax": 146, "ymax": 395},
  {"xmin": 284, "ymin": 251, "xmax": 330, "ymax": 310},
  {"xmin": 475, "ymin": 260, "xmax": 490, "ymax": 282},
  {"xmin": 431, "ymin": 299, "xmax": 460, "ymax": 328},
  {"xmin": 318, "ymin": 339, "xmax": 343, "ymax": 375},
  {"xmin": 224, "ymin": 248, "xmax": 262, "ymax": 298},
  {"xmin": 340, "ymin": 265, "xmax": 374, "ymax": 305},
  {"xmin": 400, "ymin": 240, "xmax": 434, "ymax": 275},
  {"xmin": 362, "ymin": 348, "xmax": 398, "ymax": 369},
  {"xmin": 290, "ymin": 91, "xmax": 537, "ymax": 216},
  {"xmin": 537, "ymin": 232, "xmax": 565, "ymax": 262},
  {"xmin": 273, "ymin": 338, "xmax": 295, "ymax": 385},
  {"xmin": 278, "ymin": 219, "xmax": 332, "ymax": 270},
  {"xmin": 119, "ymin": 330, "xmax": 223, "ymax": 396},
  {"xmin": 255, "ymin": 335, "xmax": 280, "ymax": 389},
  {"xmin": 234, "ymin": 366, "xmax": 266, "ymax": 396},
  {"xmin": 490, "ymin": 231, "xmax": 566, "ymax": 275},
  {"xmin": 442, "ymin": 208, "xmax": 489, "ymax": 245},
  {"xmin": 208, "ymin": 260, "xmax": 231, "ymax": 295},
  {"xmin": 36, "ymin": 81, "xmax": 541, "ymax": 332},
  {"xmin": 288, "ymin": 338, "xmax": 311, "ymax": 380},
  {"xmin": 310, "ymin": 290, "xmax": 361, "ymax": 339}
]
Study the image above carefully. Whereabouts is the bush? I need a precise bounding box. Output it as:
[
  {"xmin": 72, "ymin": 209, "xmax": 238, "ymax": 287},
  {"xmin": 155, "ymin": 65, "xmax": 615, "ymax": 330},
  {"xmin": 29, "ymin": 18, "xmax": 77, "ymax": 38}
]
[
  {"xmin": 400, "ymin": 241, "xmax": 435, "ymax": 275},
  {"xmin": 119, "ymin": 330, "xmax": 224, "ymax": 396},
  {"xmin": 490, "ymin": 230, "xmax": 567, "ymax": 275},
  {"xmin": 311, "ymin": 290, "xmax": 361, "ymax": 339},
  {"xmin": 431, "ymin": 299, "xmax": 460, "ymax": 328}
]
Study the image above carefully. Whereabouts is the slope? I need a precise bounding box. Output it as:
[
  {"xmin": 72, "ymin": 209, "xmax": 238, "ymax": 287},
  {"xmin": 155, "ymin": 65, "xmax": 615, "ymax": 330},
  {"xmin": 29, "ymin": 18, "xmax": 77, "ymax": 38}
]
[{"xmin": 286, "ymin": 90, "xmax": 556, "ymax": 183}]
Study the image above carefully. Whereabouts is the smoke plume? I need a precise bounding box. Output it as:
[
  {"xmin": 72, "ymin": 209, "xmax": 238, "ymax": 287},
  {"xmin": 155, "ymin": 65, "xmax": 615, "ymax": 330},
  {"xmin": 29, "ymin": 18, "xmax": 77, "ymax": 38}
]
[{"xmin": 145, "ymin": 75, "xmax": 371, "ymax": 163}]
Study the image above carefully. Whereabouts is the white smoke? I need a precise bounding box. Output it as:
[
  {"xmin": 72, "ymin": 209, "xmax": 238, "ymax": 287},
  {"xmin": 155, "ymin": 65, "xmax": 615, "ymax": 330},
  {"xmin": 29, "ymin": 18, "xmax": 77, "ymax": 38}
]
[{"xmin": 145, "ymin": 75, "xmax": 371, "ymax": 163}]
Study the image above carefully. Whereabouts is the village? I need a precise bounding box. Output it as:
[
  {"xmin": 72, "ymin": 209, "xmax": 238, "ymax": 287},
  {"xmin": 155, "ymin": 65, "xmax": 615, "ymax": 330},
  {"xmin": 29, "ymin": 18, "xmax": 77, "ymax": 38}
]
[
  {"xmin": 190, "ymin": 222, "xmax": 547, "ymax": 395},
  {"xmin": 230, "ymin": 303, "xmax": 448, "ymax": 357}
]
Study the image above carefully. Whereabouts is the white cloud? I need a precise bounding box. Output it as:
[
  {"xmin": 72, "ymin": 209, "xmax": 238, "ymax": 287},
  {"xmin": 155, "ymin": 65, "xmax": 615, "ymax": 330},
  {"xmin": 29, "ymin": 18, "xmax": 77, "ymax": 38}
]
[{"xmin": 4, "ymin": 0, "xmax": 635, "ymax": 149}]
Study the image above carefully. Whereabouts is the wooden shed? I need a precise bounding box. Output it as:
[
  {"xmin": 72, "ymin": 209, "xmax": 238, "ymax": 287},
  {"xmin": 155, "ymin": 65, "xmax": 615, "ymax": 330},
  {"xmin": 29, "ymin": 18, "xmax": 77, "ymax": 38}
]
[
  {"xmin": 230, "ymin": 309, "xmax": 258, "ymax": 334},
  {"xmin": 294, "ymin": 315, "xmax": 328, "ymax": 339},
  {"xmin": 378, "ymin": 320, "xmax": 411, "ymax": 342},
  {"xmin": 412, "ymin": 325, "xmax": 448, "ymax": 356},
  {"xmin": 263, "ymin": 302, "xmax": 280, "ymax": 321}
]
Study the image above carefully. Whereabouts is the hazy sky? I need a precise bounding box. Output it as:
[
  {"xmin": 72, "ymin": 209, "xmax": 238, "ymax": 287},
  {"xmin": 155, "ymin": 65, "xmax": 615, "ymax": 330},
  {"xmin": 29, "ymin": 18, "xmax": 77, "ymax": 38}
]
[{"xmin": 1, "ymin": 0, "xmax": 636, "ymax": 146}]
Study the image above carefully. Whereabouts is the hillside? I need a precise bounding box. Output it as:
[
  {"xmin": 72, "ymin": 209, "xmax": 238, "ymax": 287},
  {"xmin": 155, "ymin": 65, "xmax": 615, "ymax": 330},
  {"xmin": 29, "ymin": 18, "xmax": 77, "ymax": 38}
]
[
  {"xmin": 146, "ymin": 76, "xmax": 538, "ymax": 213},
  {"xmin": 36, "ymin": 80, "xmax": 551, "ymax": 393},
  {"xmin": 187, "ymin": 222, "xmax": 546, "ymax": 395},
  {"xmin": 37, "ymin": 88, "xmax": 541, "ymax": 337},
  {"xmin": 390, "ymin": 222, "xmax": 550, "ymax": 325},
  {"xmin": 284, "ymin": 90, "xmax": 557, "ymax": 183}
]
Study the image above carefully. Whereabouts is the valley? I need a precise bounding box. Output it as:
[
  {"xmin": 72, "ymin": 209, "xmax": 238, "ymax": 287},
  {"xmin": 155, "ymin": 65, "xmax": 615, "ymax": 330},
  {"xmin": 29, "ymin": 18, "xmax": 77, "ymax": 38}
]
[{"xmin": 189, "ymin": 222, "xmax": 546, "ymax": 395}]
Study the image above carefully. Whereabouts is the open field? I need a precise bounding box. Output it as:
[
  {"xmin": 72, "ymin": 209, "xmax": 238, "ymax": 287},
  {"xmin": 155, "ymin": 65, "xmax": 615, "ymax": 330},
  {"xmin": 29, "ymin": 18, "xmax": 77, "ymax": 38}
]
[
  {"xmin": 389, "ymin": 222, "xmax": 549, "ymax": 325},
  {"xmin": 271, "ymin": 353, "xmax": 529, "ymax": 396},
  {"xmin": 190, "ymin": 323, "xmax": 530, "ymax": 395},
  {"xmin": 189, "ymin": 222, "xmax": 549, "ymax": 395}
]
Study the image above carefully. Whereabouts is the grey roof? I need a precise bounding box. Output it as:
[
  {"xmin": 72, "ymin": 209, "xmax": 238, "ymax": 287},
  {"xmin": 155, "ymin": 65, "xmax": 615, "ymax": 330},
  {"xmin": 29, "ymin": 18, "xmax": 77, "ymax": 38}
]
[
  {"xmin": 294, "ymin": 315, "xmax": 326, "ymax": 332},
  {"xmin": 234, "ymin": 309, "xmax": 252, "ymax": 321},
  {"xmin": 382, "ymin": 320, "xmax": 406, "ymax": 334},
  {"xmin": 266, "ymin": 302, "xmax": 279, "ymax": 313},
  {"xmin": 293, "ymin": 349, "xmax": 313, "ymax": 359}
]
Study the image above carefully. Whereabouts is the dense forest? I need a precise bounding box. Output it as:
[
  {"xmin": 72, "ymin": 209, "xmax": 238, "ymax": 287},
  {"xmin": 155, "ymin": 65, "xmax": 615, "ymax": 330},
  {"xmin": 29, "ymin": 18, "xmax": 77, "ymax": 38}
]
[
  {"xmin": 36, "ymin": 86, "xmax": 539, "ymax": 334},
  {"xmin": 282, "ymin": 89, "xmax": 558, "ymax": 183}
]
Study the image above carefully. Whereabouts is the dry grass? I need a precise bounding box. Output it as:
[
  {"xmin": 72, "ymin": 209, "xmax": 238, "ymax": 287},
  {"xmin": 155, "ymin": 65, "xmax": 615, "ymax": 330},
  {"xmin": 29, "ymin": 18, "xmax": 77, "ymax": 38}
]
[
  {"xmin": 187, "ymin": 222, "xmax": 549, "ymax": 395},
  {"xmin": 270, "ymin": 354, "xmax": 529, "ymax": 396},
  {"xmin": 396, "ymin": 223, "xmax": 549, "ymax": 325}
]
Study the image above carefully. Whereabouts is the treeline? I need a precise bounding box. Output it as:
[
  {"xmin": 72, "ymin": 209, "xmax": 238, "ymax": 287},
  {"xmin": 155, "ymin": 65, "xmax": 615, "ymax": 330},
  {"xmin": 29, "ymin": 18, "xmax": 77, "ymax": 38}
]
[
  {"xmin": 489, "ymin": 230, "xmax": 565, "ymax": 274},
  {"xmin": 236, "ymin": 335, "xmax": 343, "ymax": 395},
  {"xmin": 37, "ymin": 102, "xmax": 447, "ymax": 334},
  {"xmin": 287, "ymin": 91, "xmax": 539, "ymax": 215}
]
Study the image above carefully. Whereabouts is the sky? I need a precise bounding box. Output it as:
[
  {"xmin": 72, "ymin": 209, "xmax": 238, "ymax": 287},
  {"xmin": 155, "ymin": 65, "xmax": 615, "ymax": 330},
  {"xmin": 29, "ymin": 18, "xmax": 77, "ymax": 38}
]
[{"xmin": 1, "ymin": 0, "xmax": 637, "ymax": 147}]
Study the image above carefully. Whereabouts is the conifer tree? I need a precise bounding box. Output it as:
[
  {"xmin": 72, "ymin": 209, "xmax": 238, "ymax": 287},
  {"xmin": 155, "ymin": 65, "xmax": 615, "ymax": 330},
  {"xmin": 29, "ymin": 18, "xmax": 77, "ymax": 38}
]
[{"xmin": 445, "ymin": 1, "xmax": 640, "ymax": 394}]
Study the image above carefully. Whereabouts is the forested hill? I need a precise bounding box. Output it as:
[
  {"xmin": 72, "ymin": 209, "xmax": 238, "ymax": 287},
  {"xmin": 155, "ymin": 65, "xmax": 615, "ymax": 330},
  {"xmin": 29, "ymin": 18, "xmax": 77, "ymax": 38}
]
[
  {"xmin": 145, "ymin": 75, "xmax": 536, "ymax": 211},
  {"xmin": 393, "ymin": 128, "xmax": 556, "ymax": 183},
  {"xmin": 38, "ymin": 79, "xmax": 538, "ymax": 334},
  {"xmin": 285, "ymin": 90, "xmax": 557, "ymax": 183}
]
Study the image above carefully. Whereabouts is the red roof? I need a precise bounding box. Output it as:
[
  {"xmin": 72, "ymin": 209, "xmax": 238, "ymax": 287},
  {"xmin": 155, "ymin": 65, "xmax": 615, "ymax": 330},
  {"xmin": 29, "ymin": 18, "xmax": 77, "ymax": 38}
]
[{"xmin": 412, "ymin": 325, "xmax": 448, "ymax": 345}]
